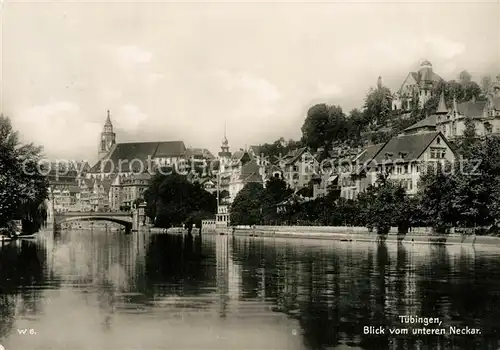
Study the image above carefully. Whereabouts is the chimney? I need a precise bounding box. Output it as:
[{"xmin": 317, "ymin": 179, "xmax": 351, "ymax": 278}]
[{"xmin": 377, "ymin": 76, "xmax": 382, "ymax": 89}]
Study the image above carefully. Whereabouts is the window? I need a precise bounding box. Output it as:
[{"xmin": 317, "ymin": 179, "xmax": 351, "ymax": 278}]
[{"xmin": 436, "ymin": 137, "xmax": 441, "ymax": 144}]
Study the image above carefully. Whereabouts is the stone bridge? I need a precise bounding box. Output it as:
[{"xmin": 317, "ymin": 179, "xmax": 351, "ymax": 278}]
[{"xmin": 53, "ymin": 208, "xmax": 145, "ymax": 233}]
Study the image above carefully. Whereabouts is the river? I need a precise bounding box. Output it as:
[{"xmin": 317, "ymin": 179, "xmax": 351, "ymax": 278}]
[{"xmin": 1, "ymin": 230, "xmax": 500, "ymax": 350}]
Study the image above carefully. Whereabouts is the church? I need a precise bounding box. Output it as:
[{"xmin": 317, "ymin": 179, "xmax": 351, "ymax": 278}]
[{"xmin": 86, "ymin": 110, "xmax": 215, "ymax": 211}]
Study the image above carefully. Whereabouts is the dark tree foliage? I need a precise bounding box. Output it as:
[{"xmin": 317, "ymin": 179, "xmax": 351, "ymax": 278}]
[
  {"xmin": 257, "ymin": 137, "xmax": 302, "ymax": 162},
  {"xmin": 357, "ymin": 174, "xmax": 408, "ymax": 235},
  {"xmin": 230, "ymin": 182, "xmax": 266, "ymax": 226},
  {"xmin": 144, "ymin": 173, "xmax": 217, "ymax": 228},
  {"xmin": 417, "ymin": 162, "xmax": 456, "ymax": 234},
  {"xmin": 0, "ymin": 115, "xmax": 48, "ymax": 234},
  {"xmin": 363, "ymin": 85, "xmax": 393, "ymax": 128}
]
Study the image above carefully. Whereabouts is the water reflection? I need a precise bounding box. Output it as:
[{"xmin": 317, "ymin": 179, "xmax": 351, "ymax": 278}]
[{"xmin": 1, "ymin": 232, "xmax": 500, "ymax": 349}]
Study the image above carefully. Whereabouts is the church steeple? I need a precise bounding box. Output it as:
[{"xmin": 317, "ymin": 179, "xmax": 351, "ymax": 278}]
[{"xmin": 98, "ymin": 110, "xmax": 116, "ymax": 159}]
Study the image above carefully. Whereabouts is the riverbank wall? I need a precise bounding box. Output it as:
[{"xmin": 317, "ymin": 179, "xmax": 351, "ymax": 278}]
[{"xmin": 203, "ymin": 225, "xmax": 500, "ymax": 245}]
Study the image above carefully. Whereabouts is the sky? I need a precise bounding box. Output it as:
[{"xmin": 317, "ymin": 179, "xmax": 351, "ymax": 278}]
[{"xmin": 0, "ymin": 0, "xmax": 499, "ymax": 163}]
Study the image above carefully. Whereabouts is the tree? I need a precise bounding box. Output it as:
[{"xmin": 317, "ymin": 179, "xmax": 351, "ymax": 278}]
[
  {"xmin": 144, "ymin": 173, "xmax": 217, "ymax": 228},
  {"xmin": 257, "ymin": 138, "xmax": 302, "ymax": 163},
  {"xmin": 456, "ymin": 116, "xmax": 479, "ymax": 158},
  {"xmin": 230, "ymin": 182, "xmax": 266, "ymax": 226},
  {"xmin": 301, "ymin": 103, "xmax": 331, "ymax": 152},
  {"xmin": 363, "ymin": 84, "xmax": 393, "ymax": 128},
  {"xmin": 0, "ymin": 115, "xmax": 48, "ymax": 234},
  {"xmin": 459, "ymin": 70, "xmax": 472, "ymax": 86},
  {"xmin": 364, "ymin": 174, "xmax": 407, "ymax": 235},
  {"xmin": 301, "ymin": 103, "xmax": 347, "ymax": 158},
  {"xmin": 417, "ymin": 162, "xmax": 456, "ymax": 234},
  {"xmin": 261, "ymin": 177, "xmax": 292, "ymax": 224}
]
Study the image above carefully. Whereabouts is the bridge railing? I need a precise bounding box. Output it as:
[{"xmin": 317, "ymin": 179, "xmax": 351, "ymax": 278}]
[{"xmin": 55, "ymin": 211, "xmax": 132, "ymax": 216}]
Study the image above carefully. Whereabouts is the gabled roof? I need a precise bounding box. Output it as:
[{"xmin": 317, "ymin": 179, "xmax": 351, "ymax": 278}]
[
  {"xmin": 368, "ymin": 132, "xmax": 442, "ymax": 166},
  {"xmin": 456, "ymin": 101, "xmax": 488, "ymax": 119},
  {"xmin": 186, "ymin": 147, "xmax": 215, "ymax": 160},
  {"xmin": 90, "ymin": 141, "xmax": 186, "ymax": 173},
  {"xmin": 352, "ymin": 143, "xmax": 386, "ymax": 175},
  {"xmin": 239, "ymin": 160, "xmax": 262, "ymax": 183},
  {"xmin": 404, "ymin": 115, "xmax": 437, "ymax": 133},
  {"xmin": 155, "ymin": 141, "xmax": 187, "ymax": 158},
  {"xmin": 284, "ymin": 147, "xmax": 309, "ymax": 165},
  {"xmin": 398, "ymin": 68, "xmax": 442, "ymax": 94}
]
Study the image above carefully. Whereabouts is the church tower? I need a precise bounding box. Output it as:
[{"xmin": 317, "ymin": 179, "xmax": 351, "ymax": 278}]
[
  {"xmin": 218, "ymin": 121, "xmax": 232, "ymax": 171},
  {"xmin": 98, "ymin": 110, "xmax": 116, "ymax": 159}
]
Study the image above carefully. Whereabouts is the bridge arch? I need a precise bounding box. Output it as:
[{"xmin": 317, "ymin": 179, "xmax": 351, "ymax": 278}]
[{"xmin": 54, "ymin": 214, "xmax": 133, "ymax": 232}]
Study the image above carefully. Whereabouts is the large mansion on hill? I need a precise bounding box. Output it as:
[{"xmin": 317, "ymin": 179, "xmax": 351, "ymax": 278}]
[{"xmin": 392, "ymin": 60, "xmax": 443, "ymax": 112}]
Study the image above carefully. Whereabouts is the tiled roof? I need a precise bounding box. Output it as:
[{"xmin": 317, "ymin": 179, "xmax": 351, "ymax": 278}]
[
  {"xmin": 249, "ymin": 145, "xmax": 260, "ymax": 155},
  {"xmin": 239, "ymin": 160, "xmax": 262, "ymax": 183},
  {"xmin": 155, "ymin": 141, "xmax": 187, "ymax": 157},
  {"xmin": 284, "ymin": 147, "xmax": 308, "ymax": 165},
  {"xmin": 229, "ymin": 150, "xmax": 251, "ymax": 166},
  {"xmin": 404, "ymin": 115, "xmax": 437, "ymax": 132},
  {"xmin": 368, "ymin": 132, "xmax": 440, "ymax": 166},
  {"xmin": 457, "ymin": 101, "xmax": 488, "ymax": 119},
  {"xmin": 400, "ymin": 70, "xmax": 442, "ymax": 94},
  {"xmin": 90, "ymin": 141, "xmax": 186, "ymax": 173},
  {"xmin": 186, "ymin": 147, "xmax": 215, "ymax": 160},
  {"xmin": 352, "ymin": 143, "xmax": 386, "ymax": 175}
]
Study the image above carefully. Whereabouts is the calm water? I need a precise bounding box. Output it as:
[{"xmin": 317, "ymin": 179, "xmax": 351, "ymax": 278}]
[{"xmin": 1, "ymin": 230, "xmax": 500, "ymax": 350}]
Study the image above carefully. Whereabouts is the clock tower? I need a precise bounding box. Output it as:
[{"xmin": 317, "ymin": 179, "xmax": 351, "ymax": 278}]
[{"xmin": 98, "ymin": 110, "xmax": 116, "ymax": 159}]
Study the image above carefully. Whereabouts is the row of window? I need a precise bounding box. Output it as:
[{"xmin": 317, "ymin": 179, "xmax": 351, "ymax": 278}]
[{"xmin": 430, "ymin": 147, "xmax": 447, "ymax": 159}]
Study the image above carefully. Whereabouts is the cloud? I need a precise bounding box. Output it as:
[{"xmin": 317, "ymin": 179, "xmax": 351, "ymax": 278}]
[
  {"xmin": 423, "ymin": 35, "xmax": 466, "ymax": 60},
  {"xmin": 13, "ymin": 101, "xmax": 101, "ymax": 159},
  {"xmin": 316, "ymin": 82, "xmax": 343, "ymax": 98},
  {"xmin": 116, "ymin": 104, "xmax": 148, "ymax": 130},
  {"xmin": 211, "ymin": 70, "xmax": 281, "ymax": 102},
  {"xmin": 113, "ymin": 45, "xmax": 153, "ymax": 67}
]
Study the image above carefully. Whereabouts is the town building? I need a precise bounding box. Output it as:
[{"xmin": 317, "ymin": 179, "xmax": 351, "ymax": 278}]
[
  {"xmin": 49, "ymin": 184, "xmax": 81, "ymax": 213},
  {"xmin": 228, "ymin": 159, "xmax": 263, "ymax": 202},
  {"xmin": 280, "ymin": 147, "xmax": 318, "ymax": 191},
  {"xmin": 109, "ymin": 172, "xmax": 151, "ymax": 211},
  {"xmin": 78, "ymin": 179, "xmax": 93, "ymax": 211},
  {"xmin": 392, "ymin": 60, "xmax": 443, "ymax": 112},
  {"xmin": 341, "ymin": 132, "xmax": 456, "ymax": 198}
]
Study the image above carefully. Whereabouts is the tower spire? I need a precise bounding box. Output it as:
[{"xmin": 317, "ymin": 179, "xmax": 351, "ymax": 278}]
[
  {"xmin": 105, "ymin": 110, "xmax": 112, "ymax": 126},
  {"xmin": 436, "ymin": 91, "xmax": 448, "ymax": 114}
]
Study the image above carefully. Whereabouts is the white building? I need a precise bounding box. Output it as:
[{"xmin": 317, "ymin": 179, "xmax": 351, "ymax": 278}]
[{"xmin": 341, "ymin": 132, "xmax": 457, "ymax": 198}]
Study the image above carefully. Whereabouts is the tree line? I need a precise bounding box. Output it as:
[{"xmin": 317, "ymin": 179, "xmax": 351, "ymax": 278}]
[{"xmin": 0, "ymin": 115, "xmax": 48, "ymax": 235}]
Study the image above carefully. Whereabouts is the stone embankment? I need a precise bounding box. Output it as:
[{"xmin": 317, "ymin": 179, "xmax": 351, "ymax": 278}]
[{"xmin": 202, "ymin": 225, "xmax": 500, "ymax": 245}]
